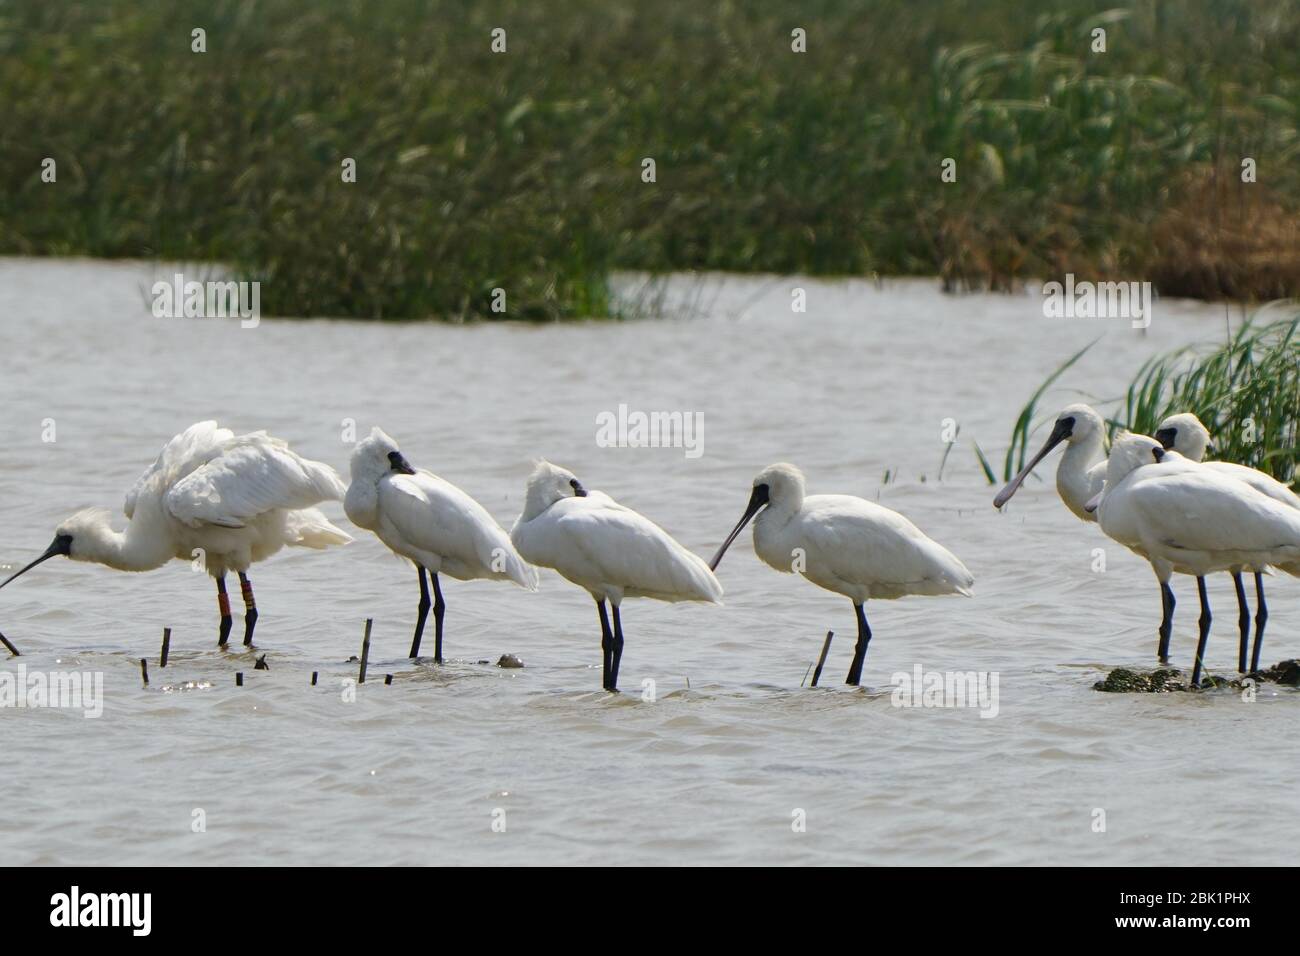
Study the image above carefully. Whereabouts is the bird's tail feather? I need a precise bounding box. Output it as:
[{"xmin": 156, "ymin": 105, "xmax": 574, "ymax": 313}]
[
  {"xmin": 679, "ymin": 549, "xmax": 724, "ymax": 603},
  {"xmin": 285, "ymin": 508, "xmax": 353, "ymax": 549},
  {"xmin": 503, "ymin": 549, "xmax": 540, "ymax": 590}
]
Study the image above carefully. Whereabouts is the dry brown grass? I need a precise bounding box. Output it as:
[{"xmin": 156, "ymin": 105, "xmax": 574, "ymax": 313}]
[{"xmin": 1150, "ymin": 166, "xmax": 1300, "ymax": 301}]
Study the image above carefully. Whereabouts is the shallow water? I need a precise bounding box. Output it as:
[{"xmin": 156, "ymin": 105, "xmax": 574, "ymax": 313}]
[{"xmin": 0, "ymin": 258, "xmax": 1295, "ymax": 866}]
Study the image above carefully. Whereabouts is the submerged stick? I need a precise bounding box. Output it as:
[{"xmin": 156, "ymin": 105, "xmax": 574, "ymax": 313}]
[
  {"xmin": 810, "ymin": 631, "xmax": 834, "ymax": 687},
  {"xmin": 384, "ymin": 674, "xmax": 393, "ymax": 686},
  {"xmin": 159, "ymin": 627, "xmax": 171, "ymax": 668},
  {"xmin": 358, "ymin": 618, "xmax": 373, "ymax": 684},
  {"xmin": 0, "ymin": 631, "xmax": 18, "ymax": 657},
  {"xmin": 235, "ymin": 672, "xmax": 244, "ymax": 687},
  {"xmin": 310, "ymin": 671, "xmax": 318, "ymax": 686},
  {"xmin": 140, "ymin": 657, "xmax": 149, "ymax": 685}
]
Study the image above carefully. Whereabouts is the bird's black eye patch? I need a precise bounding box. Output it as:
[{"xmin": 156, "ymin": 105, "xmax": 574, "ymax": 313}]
[
  {"xmin": 1059, "ymin": 416, "xmax": 1076, "ymax": 434},
  {"xmin": 569, "ymin": 478, "xmax": 588, "ymax": 497}
]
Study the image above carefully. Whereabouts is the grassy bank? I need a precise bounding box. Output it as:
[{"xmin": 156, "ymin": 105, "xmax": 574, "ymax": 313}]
[
  {"xmin": 1002, "ymin": 312, "xmax": 1299, "ymax": 485},
  {"xmin": 1, "ymin": 0, "xmax": 1298, "ymax": 318}
]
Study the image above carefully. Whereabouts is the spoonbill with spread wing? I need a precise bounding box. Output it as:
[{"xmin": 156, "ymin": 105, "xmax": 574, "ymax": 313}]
[
  {"xmin": 711, "ymin": 463, "xmax": 973, "ymax": 686},
  {"xmin": 510, "ymin": 461, "xmax": 722, "ymax": 691},
  {"xmin": 0, "ymin": 421, "xmax": 351, "ymax": 647},
  {"xmin": 344, "ymin": 428, "xmax": 537, "ymax": 662},
  {"xmin": 1156, "ymin": 412, "xmax": 1300, "ymax": 672}
]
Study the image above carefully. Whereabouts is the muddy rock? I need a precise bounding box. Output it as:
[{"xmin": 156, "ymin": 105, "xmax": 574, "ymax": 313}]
[
  {"xmin": 1095, "ymin": 660, "xmax": 1300, "ymax": 693},
  {"xmin": 1094, "ymin": 668, "xmax": 1187, "ymax": 693}
]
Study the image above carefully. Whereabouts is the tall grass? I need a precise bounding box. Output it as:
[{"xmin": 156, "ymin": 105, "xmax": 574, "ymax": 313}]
[
  {"xmin": 1, "ymin": 1, "xmax": 1298, "ymax": 319},
  {"xmin": 1001, "ymin": 311, "xmax": 1300, "ymax": 485},
  {"xmin": 1120, "ymin": 315, "xmax": 1299, "ymax": 482},
  {"xmin": 1001, "ymin": 338, "xmax": 1099, "ymax": 479}
]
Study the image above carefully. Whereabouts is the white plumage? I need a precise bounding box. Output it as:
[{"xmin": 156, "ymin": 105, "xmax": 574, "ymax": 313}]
[
  {"xmin": 1157, "ymin": 412, "xmax": 1300, "ymax": 513},
  {"xmin": 0, "ymin": 421, "xmax": 351, "ymax": 648},
  {"xmin": 510, "ymin": 461, "xmax": 721, "ymax": 691},
  {"xmin": 345, "ymin": 428, "xmax": 536, "ymax": 662},
  {"xmin": 125, "ymin": 422, "xmax": 347, "ymax": 545},
  {"xmin": 1098, "ymin": 443, "xmax": 1300, "ymax": 577},
  {"xmin": 711, "ymin": 463, "xmax": 972, "ymax": 686},
  {"xmin": 1093, "ymin": 432, "xmax": 1300, "ymax": 684},
  {"xmin": 1154, "ymin": 412, "xmax": 1300, "ymax": 672},
  {"xmin": 994, "ymin": 403, "xmax": 1107, "ymax": 521}
]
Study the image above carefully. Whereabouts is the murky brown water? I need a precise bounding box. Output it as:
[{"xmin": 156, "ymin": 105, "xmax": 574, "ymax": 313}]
[{"xmin": 1, "ymin": 258, "xmax": 1295, "ymax": 865}]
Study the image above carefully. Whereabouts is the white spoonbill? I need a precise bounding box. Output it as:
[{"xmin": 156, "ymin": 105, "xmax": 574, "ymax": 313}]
[
  {"xmin": 1156, "ymin": 412, "xmax": 1300, "ymax": 671},
  {"xmin": 711, "ymin": 463, "xmax": 973, "ymax": 686},
  {"xmin": 993, "ymin": 403, "xmax": 1107, "ymax": 521},
  {"xmin": 0, "ymin": 421, "xmax": 351, "ymax": 647},
  {"xmin": 344, "ymin": 428, "xmax": 537, "ymax": 662},
  {"xmin": 510, "ymin": 461, "xmax": 722, "ymax": 692},
  {"xmin": 1090, "ymin": 434, "xmax": 1300, "ymax": 686}
]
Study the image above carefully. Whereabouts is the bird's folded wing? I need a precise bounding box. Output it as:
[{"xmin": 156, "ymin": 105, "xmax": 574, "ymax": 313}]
[
  {"xmin": 1132, "ymin": 472, "xmax": 1300, "ymax": 552},
  {"xmin": 165, "ymin": 438, "xmax": 346, "ymax": 528},
  {"xmin": 803, "ymin": 497, "xmax": 969, "ymax": 588},
  {"xmin": 1201, "ymin": 461, "xmax": 1300, "ymax": 509},
  {"xmin": 557, "ymin": 502, "xmax": 721, "ymax": 600},
  {"xmin": 378, "ymin": 473, "xmax": 512, "ymax": 563}
]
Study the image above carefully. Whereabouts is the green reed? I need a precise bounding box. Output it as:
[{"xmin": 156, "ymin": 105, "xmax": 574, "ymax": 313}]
[
  {"xmin": 1001, "ymin": 312, "xmax": 1299, "ymax": 485},
  {"xmin": 1, "ymin": 1, "xmax": 1296, "ymax": 319},
  {"xmin": 1119, "ymin": 315, "xmax": 1300, "ymax": 483},
  {"xmin": 1001, "ymin": 338, "xmax": 1099, "ymax": 480}
]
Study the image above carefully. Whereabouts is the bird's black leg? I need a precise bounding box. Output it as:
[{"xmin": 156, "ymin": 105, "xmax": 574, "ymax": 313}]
[
  {"xmin": 596, "ymin": 599, "xmax": 614, "ymax": 690},
  {"xmin": 409, "ymin": 565, "xmax": 430, "ymax": 659},
  {"xmin": 1231, "ymin": 572, "xmax": 1249, "ymax": 673},
  {"xmin": 1251, "ymin": 571, "xmax": 1267, "ymax": 673},
  {"xmin": 609, "ymin": 603, "xmax": 626, "ymax": 693},
  {"xmin": 216, "ymin": 574, "xmax": 233, "ymax": 647},
  {"xmin": 431, "ymin": 572, "xmax": 446, "ymax": 664},
  {"xmin": 845, "ymin": 602, "xmax": 872, "ymax": 686},
  {"xmin": 1157, "ymin": 581, "xmax": 1175, "ymax": 664},
  {"xmin": 1190, "ymin": 576, "xmax": 1212, "ymax": 688},
  {"xmin": 239, "ymin": 572, "xmax": 259, "ymax": 647}
]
